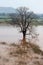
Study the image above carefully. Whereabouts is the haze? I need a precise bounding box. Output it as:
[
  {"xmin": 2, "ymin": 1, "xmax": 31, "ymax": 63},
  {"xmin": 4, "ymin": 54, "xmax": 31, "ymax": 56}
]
[{"xmin": 0, "ymin": 0, "xmax": 43, "ymax": 14}]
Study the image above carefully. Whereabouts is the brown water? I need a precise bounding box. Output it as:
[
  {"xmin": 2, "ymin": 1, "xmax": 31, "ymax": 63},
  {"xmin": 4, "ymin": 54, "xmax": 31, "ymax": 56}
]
[
  {"xmin": 0, "ymin": 25, "xmax": 43, "ymax": 50},
  {"xmin": 37, "ymin": 26, "xmax": 43, "ymax": 50}
]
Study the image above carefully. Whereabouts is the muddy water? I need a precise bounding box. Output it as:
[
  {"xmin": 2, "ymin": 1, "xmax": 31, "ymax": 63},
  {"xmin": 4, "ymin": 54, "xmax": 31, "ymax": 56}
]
[{"xmin": 0, "ymin": 25, "xmax": 43, "ymax": 50}]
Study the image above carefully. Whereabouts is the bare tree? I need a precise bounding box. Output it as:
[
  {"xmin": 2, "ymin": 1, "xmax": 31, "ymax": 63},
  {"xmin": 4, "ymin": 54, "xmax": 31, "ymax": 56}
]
[{"xmin": 9, "ymin": 7, "xmax": 38, "ymax": 42}]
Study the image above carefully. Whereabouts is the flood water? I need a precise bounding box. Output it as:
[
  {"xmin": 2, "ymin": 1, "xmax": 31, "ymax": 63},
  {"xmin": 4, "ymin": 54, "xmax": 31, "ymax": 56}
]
[{"xmin": 0, "ymin": 25, "xmax": 43, "ymax": 50}]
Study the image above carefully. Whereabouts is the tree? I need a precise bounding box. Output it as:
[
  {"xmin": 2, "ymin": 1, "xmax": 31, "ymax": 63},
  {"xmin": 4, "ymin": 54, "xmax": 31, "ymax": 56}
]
[{"xmin": 9, "ymin": 7, "xmax": 38, "ymax": 43}]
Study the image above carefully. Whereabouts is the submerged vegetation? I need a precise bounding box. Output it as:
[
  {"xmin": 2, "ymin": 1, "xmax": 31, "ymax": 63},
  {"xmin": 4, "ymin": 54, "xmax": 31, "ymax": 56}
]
[
  {"xmin": 29, "ymin": 43, "xmax": 43, "ymax": 55},
  {"xmin": 9, "ymin": 42, "xmax": 43, "ymax": 56},
  {"xmin": 9, "ymin": 42, "xmax": 43, "ymax": 65}
]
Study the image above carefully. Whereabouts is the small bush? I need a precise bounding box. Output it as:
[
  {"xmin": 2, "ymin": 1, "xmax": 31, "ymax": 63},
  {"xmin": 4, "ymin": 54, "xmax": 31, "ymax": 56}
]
[
  {"xmin": 29, "ymin": 43, "xmax": 43, "ymax": 55},
  {"xmin": 1, "ymin": 42, "xmax": 6, "ymax": 45}
]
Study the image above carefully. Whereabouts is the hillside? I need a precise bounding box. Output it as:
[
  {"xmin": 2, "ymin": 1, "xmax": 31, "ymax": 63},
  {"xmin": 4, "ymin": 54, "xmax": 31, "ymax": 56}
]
[{"xmin": 0, "ymin": 7, "xmax": 16, "ymax": 14}]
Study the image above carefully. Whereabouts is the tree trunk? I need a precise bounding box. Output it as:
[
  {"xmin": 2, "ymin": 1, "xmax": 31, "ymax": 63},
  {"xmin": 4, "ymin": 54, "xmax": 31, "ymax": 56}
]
[{"xmin": 22, "ymin": 30, "xmax": 26, "ymax": 43}]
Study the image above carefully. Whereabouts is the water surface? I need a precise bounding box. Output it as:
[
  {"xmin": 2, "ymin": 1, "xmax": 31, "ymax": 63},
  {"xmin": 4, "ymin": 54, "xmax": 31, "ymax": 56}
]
[{"xmin": 0, "ymin": 25, "xmax": 43, "ymax": 50}]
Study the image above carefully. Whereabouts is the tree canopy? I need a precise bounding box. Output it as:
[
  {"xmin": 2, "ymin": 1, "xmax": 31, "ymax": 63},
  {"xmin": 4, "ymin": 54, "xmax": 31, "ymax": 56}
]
[{"xmin": 9, "ymin": 7, "xmax": 38, "ymax": 43}]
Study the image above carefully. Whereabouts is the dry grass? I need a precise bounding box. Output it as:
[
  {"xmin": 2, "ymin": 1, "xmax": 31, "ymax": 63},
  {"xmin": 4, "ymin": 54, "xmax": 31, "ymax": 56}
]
[
  {"xmin": 29, "ymin": 43, "xmax": 43, "ymax": 55},
  {"xmin": 0, "ymin": 42, "xmax": 43, "ymax": 65},
  {"xmin": 9, "ymin": 42, "xmax": 43, "ymax": 56},
  {"xmin": 0, "ymin": 42, "xmax": 7, "ymax": 45}
]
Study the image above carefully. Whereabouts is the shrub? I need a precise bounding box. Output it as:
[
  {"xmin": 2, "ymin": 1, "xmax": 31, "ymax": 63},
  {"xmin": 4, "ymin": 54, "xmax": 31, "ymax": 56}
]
[{"xmin": 29, "ymin": 43, "xmax": 43, "ymax": 55}]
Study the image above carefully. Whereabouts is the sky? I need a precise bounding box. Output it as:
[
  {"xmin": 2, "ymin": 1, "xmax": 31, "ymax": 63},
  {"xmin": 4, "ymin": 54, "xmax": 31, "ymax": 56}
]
[{"xmin": 0, "ymin": 0, "xmax": 43, "ymax": 14}]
